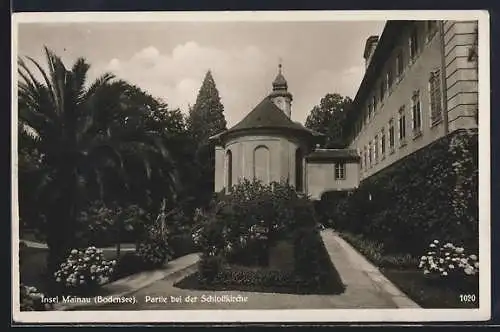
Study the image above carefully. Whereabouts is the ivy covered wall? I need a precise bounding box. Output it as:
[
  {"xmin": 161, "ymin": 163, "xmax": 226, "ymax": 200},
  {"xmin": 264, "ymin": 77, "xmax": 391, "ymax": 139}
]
[{"xmin": 318, "ymin": 129, "xmax": 478, "ymax": 256}]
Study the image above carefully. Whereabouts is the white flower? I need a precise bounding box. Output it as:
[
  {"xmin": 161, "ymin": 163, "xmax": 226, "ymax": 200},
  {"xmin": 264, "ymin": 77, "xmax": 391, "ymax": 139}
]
[
  {"xmin": 429, "ymin": 244, "xmax": 436, "ymax": 248},
  {"xmin": 469, "ymin": 254, "xmax": 478, "ymax": 261},
  {"xmin": 474, "ymin": 262, "xmax": 480, "ymax": 268},
  {"xmin": 442, "ymin": 271, "xmax": 448, "ymax": 276},
  {"xmin": 421, "ymin": 256, "xmax": 427, "ymax": 260},
  {"xmin": 439, "ymin": 267, "xmax": 444, "ymax": 272},
  {"xmin": 464, "ymin": 267, "xmax": 473, "ymax": 275},
  {"xmin": 419, "ymin": 262, "xmax": 424, "ymax": 268},
  {"xmin": 455, "ymin": 247, "xmax": 464, "ymax": 254},
  {"xmin": 449, "ymin": 264, "xmax": 455, "ymax": 269},
  {"xmin": 71, "ymin": 249, "xmax": 78, "ymax": 254},
  {"xmin": 445, "ymin": 252, "xmax": 450, "ymax": 256},
  {"xmin": 433, "ymin": 240, "xmax": 439, "ymax": 244},
  {"xmin": 423, "ymin": 270, "xmax": 430, "ymax": 274},
  {"xmin": 439, "ymin": 258, "xmax": 444, "ymax": 263}
]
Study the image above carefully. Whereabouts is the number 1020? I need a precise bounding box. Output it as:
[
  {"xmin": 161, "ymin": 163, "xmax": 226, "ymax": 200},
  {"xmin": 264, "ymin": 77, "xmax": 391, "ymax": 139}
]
[{"xmin": 460, "ymin": 294, "xmax": 477, "ymax": 302}]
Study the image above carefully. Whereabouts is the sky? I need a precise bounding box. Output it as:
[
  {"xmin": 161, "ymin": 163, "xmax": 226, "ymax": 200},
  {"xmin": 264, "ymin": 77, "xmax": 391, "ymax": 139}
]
[{"xmin": 16, "ymin": 20, "xmax": 386, "ymax": 127}]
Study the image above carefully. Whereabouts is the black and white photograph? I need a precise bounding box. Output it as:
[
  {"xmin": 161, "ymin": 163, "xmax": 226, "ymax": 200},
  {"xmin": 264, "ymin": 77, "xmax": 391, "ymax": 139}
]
[{"xmin": 12, "ymin": 10, "xmax": 490, "ymax": 323}]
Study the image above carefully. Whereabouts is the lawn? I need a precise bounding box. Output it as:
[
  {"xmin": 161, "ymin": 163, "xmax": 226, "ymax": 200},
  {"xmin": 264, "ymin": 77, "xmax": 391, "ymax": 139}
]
[
  {"xmin": 174, "ymin": 262, "xmax": 345, "ymax": 295},
  {"xmin": 381, "ymin": 268, "xmax": 479, "ymax": 308},
  {"xmin": 337, "ymin": 232, "xmax": 479, "ymax": 309},
  {"xmin": 19, "ymin": 243, "xmax": 136, "ymax": 294}
]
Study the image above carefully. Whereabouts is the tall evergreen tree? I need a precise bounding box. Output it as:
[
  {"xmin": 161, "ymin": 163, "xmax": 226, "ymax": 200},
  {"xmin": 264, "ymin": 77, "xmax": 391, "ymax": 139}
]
[
  {"xmin": 187, "ymin": 70, "xmax": 227, "ymax": 206},
  {"xmin": 187, "ymin": 70, "xmax": 227, "ymax": 143}
]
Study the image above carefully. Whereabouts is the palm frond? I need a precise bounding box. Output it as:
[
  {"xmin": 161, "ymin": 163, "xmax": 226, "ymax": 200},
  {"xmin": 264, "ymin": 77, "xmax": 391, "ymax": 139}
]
[
  {"xmin": 71, "ymin": 57, "xmax": 91, "ymax": 105},
  {"xmin": 24, "ymin": 55, "xmax": 57, "ymax": 106},
  {"xmin": 44, "ymin": 46, "xmax": 67, "ymax": 115}
]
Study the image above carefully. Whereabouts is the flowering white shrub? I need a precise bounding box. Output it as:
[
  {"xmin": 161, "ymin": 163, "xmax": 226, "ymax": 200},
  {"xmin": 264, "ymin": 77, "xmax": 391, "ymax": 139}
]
[
  {"xmin": 191, "ymin": 227, "xmax": 202, "ymax": 246},
  {"xmin": 418, "ymin": 240, "xmax": 479, "ymax": 278},
  {"xmin": 20, "ymin": 284, "xmax": 52, "ymax": 311},
  {"xmin": 54, "ymin": 247, "xmax": 116, "ymax": 293}
]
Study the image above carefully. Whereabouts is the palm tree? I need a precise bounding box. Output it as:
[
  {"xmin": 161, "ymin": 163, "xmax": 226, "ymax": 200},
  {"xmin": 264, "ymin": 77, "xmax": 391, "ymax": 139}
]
[{"xmin": 17, "ymin": 47, "xmax": 179, "ymax": 275}]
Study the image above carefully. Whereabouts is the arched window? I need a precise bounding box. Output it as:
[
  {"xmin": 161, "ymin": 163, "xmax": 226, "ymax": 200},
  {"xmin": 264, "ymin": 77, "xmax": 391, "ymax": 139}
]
[
  {"xmin": 295, "ymin": 147, "xmax": 304, "ymax": 192},
  {"xmin": 225, "ymin": 150, "xmax": 232, "ymax": 192},
  {"xmin": 253, "ymin": 145, "xmax": 270, "ymax": 184}
]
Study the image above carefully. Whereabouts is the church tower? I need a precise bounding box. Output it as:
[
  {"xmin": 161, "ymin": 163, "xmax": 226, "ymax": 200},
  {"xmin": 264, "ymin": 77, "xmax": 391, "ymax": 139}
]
[{"xmin": 269, "ymin": 63, "xmax": 293, "ymax": 118}]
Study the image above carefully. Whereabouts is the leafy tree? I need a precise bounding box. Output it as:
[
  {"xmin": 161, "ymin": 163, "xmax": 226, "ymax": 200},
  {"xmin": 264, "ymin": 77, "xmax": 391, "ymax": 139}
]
[
  {"xmin": 305, "ymin": 93, "xmax": 352, "ymax": 148},
  {"xmin": 187, "ymin": 70, "xmax": 227, "ymax": 206},
  {"xmin": 17, "ymin": 47, "xmax": 178, "ymax": 275}
]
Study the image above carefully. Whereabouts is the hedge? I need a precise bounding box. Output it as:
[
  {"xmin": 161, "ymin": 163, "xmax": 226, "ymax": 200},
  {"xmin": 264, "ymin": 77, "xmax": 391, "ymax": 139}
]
[
  {"xmin": 194, "ymin": 180, "xmax": 344, "ymax": 293},
  {"xmin": 319, "ymin": 129, "xmax": 478, "ymax": 256}
]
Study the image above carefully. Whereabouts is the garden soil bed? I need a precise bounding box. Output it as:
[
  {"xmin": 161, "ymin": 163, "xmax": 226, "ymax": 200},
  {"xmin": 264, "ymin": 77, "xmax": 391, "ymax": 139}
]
[
  {"xmin": 381, "ymin": 268, "xmax": 479, "ymax": 308},
  {"xmin": 174, "ymin": 264, "xmax": 345, "ymax": 295}
]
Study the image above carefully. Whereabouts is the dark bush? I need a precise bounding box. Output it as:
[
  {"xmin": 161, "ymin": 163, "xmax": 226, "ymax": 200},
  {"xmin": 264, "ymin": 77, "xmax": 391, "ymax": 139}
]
[
  {"xmin": 196, "ymin": 179, "xmax": 341, "ymax": 290},
  {"xmin": 169, "ymin": 233, "xmax": 197, "ymax": 259},
  {"xmin": 327, "ymin": 129, "xmax": 478, "ymax": 256},
  {"xmin": 293, "ymin": 227, "xmax": 345, "ymax": 291},
  {"xmin": 198, "ymin": 254, "xmax": 225, "ymax": 283},
  {"xmin": 75, "ymin": 202, "xmax": 149, "ymax": 248},
  {"xmin": 217, "ymin": 269, "xmax": 294, "ymax": 287},
  {"xmin": 112, "ymin": 252, "xmax": 146, "ymax": 280},
  {"xmin": 339, "ymin": 232, "xmax": 419, "ymax": 269}
]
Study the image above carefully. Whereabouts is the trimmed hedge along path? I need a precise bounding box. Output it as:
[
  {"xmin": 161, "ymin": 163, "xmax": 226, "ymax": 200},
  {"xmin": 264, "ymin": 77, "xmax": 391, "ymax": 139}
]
[{"xmin": 72, "ymin": 230, "xmax": 417, "ymax": 310}]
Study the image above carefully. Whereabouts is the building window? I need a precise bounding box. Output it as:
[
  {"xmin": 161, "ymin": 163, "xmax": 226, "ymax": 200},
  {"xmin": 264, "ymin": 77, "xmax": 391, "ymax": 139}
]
[
  {"xmin": 368, "ymin": 143, "xmax": 372, "ymax": 167},
  {"xmin": 412, "ymin": 90, "xmax": 422, "ymax": 135},
  {"xmin": 429, "ymin": 69, "xmax": 443, "ymax": 125},
  {"xmin": 367, "ymin": 103, "xmax": 373, "ymax": 121},
  {"xmin": 360, "ymin": 149, "xmax": 363, "ymax": 170},
  {"xmin": 389, "ymin": 119, "xmax": 395, "ymax": 150},
  {"xmin": 398, "ymin": 106, "xmax": 406, "ymax": 144},
  {"xmin": 387, "ymin": 70, "xmax": 393, "ymax": 91},
  {"xmin": 335, "ymin": 163, "xmax": 346, "ymax": 180},
  {"xmin": 380, "ymin": 80, "xmax": 386, "ymax": 102},
  {"xmin": 396, "ymin": 51, "xmax": 404, "ymax": 77},
  {"xmin": 409, "ymin": 27, "xmax": 419, "ymax": 60},
  {"xmin": 374, "ymin": 135, "xmax": 379, "ymax": 163},
  {"xmin": 254, "ymin": 145, "xmax": 270, "ymax": 184},
  {"xmin": 381, "ymin": 128, "xmax": 386, "ymax": 156},
  {"xmin": 295, "ymin": 148, "xmax": 303, "ymax": 192},
  {"xmin": 225, "ymin": 150, "xmax": 233, "ymax": 192},
  {"xmin": 372, "ymin": 95, "xmax": 377, "ymax": 114},
  {"xmin": 364, "ymin": 147, "xmax": 368, "ymax": 170},
  {"xmin": 426, "ymin": 20, "xmax": 439, "ymax": 41}
]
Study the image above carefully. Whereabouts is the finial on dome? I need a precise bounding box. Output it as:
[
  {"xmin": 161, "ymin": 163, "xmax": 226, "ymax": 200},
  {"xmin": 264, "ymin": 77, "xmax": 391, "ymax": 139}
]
[{"xmin": 272, "ymin": 58, "xmax": 287, "ymax": 91}]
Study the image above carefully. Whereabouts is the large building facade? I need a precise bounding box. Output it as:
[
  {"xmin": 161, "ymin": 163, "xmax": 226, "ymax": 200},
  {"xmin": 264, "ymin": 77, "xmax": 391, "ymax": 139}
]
[
  {"xmin": 212, "ymin": 20, "xmax": 479, "ymax": 199},
  {"xmin": 346, "ymin": 20, "xmax": 478, "ymax": 180}
]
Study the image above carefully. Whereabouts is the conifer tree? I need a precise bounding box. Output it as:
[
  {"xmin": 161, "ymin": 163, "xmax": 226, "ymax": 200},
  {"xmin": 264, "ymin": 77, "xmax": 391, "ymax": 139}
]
[
  {"xmin": 187, "ymin": 70, "xmax": 227, "ymax": 206},
  {"xmin": 187, "ymin": 70, "xmax": 227, "ymax": 144}
]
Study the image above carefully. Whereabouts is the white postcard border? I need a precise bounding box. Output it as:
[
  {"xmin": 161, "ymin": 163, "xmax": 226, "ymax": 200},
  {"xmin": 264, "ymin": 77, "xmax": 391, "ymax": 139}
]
[{"xmin": 11, "ymin": 9, "xmax": 491, "ymax": 323}]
